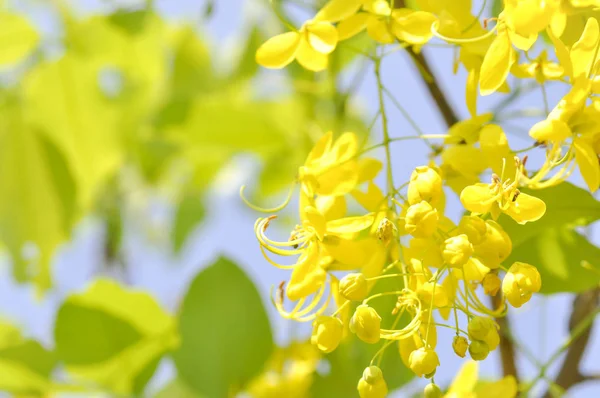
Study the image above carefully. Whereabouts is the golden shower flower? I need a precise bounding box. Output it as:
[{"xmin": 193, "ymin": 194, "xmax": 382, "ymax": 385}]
[
  {"xmin": 442, "ymin": 234, "xmax": 474, "ymax": 267},
  {"xmin": 502, "ymin": 262, "xmax": 542, "ymax": 308},
  {"xmin": 405, "ymin": 201, "xmax": 439, "ymax": 238},
  {"xmin": 357, "ymin": 365, "xmax": 388, "ymax": 398},
  {"xmin": 350, "ymin": 304, "xmax": 382, "ymax": 344},
  {"xmin": 339, "ymin": 273, "xmax": 369, "ymax": 301},
  {"xmin": 311, "ymin": 316, "xmax": 343, "ymax": 353},
  {"xmin": 408, "ymin": 347, "xmax": 440, "ymax": 377}
]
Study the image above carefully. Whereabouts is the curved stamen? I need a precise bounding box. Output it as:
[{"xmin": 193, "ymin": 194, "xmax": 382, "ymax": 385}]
[
  {"xmin": 240, "ymin": 182, "xmax": 295, "ymax": 213},
  {"xmin": 431, "ymin": 19, "xmax": 498, "ymax": 44}
]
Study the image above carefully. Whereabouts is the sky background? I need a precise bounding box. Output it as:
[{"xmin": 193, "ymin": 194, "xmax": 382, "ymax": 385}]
[{"xmin": 1, "ymin": 0, "xmax": 600, "ymax": 396}]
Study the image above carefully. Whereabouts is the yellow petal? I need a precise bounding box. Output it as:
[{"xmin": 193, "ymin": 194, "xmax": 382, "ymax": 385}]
[
  {"xmin": 330, "ymin": 131, "xmax": 358, "ymax": 163},
  {"xmin": 321, "ymin": 236, "xmax": 368, "ymax": 268},
  {"xmin": 287, "ymin": 244, "xmax": 326, "ymax": 301},
  {"xmin": 296, "ymin": 38, "xmax": 328, "ymax": 71},
  {"xmin": 315, "ymin": 195, "xmax": 347, "ymax": 220},
  {"xmin": 357, "ymin": 158, "xmax": 383, "ymax": 183},
  {"xmin": 306, "ymin": 21, "xmax": 338, "ymax": 54},
  {"xmin": 326, "ymin": 213, "xmax": 374, "ymax": 235},
  {"xmin": 507, "ymin": 30, "xmax": 537, "ymax": 51},
  {"xmin": 441, "ymin": 145, "xmax": 487, "ymax": 177},
  {"xmin": 337, "ymin": 13, "xmax": 369, "ymax": 41},
  {"xmin": 479, "ymin": 29, "xmax": 514, "ymax": 96},
  {"xmin": 574, "ymin": 137, "xmax": 600, "ymax": 192},
  {"xmin": 529, "ymin": 119, "xmax": 571, "ymax": 142},
  {"xmin": 570, "ymin": 17, "xmax": 599, "ymax": 79},
  {"xmin": 447, "ymin": 360, "xmax": 478, "ymax": 394},
  {"xmin": 255, "ymin": 31, "xmax": 300, "ymax": 69},
  {"xmin": 391, "ymin": 9, "xmax": 436, "ymax": 45},
  {"xmin": 473, "ymin": 375, "xmax": 518, "ymax": 398},
  {"xmin": 466, "ymin": 68, "xmax": 478, "ymax": 117},
  {"xmin": 314, "ymin": 0, "xmax": 362, "ymax": 23},
  {"xmin": 505, "ymin": 193, "xmax": 547, "ymax": 224},
  {"xmin": 351, "ymin": 182, "xmax": 386, "ymax": 212},
  {"xmin": 460, "ymin": 183, "xmax": 495, "ymax": 215},
  {"xmin": 548, "ymin": 27, "xmax": 573, "ymax": 78},
  {"xmin": 306, "ymin": 131, "xmax": 333, "ymax": 164},
  {"xmin": 366, "ymin": 16, "xmax": 394, "ymax": 44},
  {"xmin": 304, "ymin": 206, "xmax": 327, "ymax": 240}
]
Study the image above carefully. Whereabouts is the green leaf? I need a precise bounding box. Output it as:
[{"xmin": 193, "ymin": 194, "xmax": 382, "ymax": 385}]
[
  {"xmin": 0, "ymin": 322, "xmax": 57, "ymax": 395},
  {"xmin": 232, "ymin": 26, "xmax": 262, "ymax": 81},
  {"xmin": 311, "ymin": 276, "xmax": 414, "ymax": 397},
  {"xmin": 0, "ymin": 96, "xmax": 76, "ymax": 290},
  {"xmin": 55, "ymin": 279, "xmax": 179, "ymax": 395},
  {"xmin": 155, "ymin": 378, "xmax": 201, "ymax": 398},
  {"xmin": 173, "ymin": 257, "xmax": 273, "ymax": 397},
  {"xmin": 491, "ymin": 0, "xmax": 503, "ymax": 17},
  {"xmin": 0, "ymin": 12, "xmax": 39, "ymax": 67},
  {"xmin": 499, "ymin": 183, "xmax": 600, "ymax": 293},
  {"xmin": 171, "ymin": 193, "xmax": 205, "ymax": 253}
]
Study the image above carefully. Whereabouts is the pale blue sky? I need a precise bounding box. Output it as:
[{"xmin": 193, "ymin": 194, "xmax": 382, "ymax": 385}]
[{"xmin": 1, "ymin": 0, "xmax": 599, "ymax": 397}]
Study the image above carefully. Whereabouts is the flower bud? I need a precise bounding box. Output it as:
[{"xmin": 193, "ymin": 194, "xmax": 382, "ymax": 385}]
[
  {"xmin": 350, "ymin": 304, "xmax": 381, "ymax": 344},
  {"xmin": 408, "ymin": 166, "xmax": 443, "ymax": 205},
  {"xmin": 469, "ymin": 340, "xmax": 490, "ymax": 361},
  {"xmin": 502, "ymin": 262, "xmax": 542, "ymax": 308},
  {"xmin": 424, "ymin": 383, "xmax": 443, "ymax": 398},
  {"xmin": 357, "ymin": 366, "xmax": 388, "ymax": 398},
  {"xmin": 458, "ymin": 215, "xmax": 487, "ymax": 245},
  {"xmin": 442, "ymin": 234, "xmax": 473, "ymax": 267},
  {"xmin": 311, "ymin": 316, "xmax": 343, "ymax": 353},
  {"xmin": 452, "ymin": 335, "xmax": 469, "ymax": 358},
  {"xmin": 484, "ymin": 325, "xmax": 500, "ymax": 351},
  {"xmin": 529, "ymin": 119, "xmax": 571, "ymax": 142},
  {"xmin": 408, "ymin": 347, "xmax": 440, "ymax": 377},
  {"xmin": 468, "ymin": 317, "xmax": 496, "ymax": 341},
  {"xmin": 376, "ymin": 217, "xmax": 397, "ymax": 244},
  {"xmin": 418, "ymin": 282, "xmax": 449, "ymax": 308},
  {"xmin": 474, "ymin": 220, "xmax": 512, "ymax": 269},
  {"xmin": 482, "ymin": 273, "xmax": 501, "ymax": 296},
  {"xmin": 405, "ymin": 201, "xmax": 439, "ymax": 238},
  {"xmin": 339, "ymin": 273, "xmax": 368, "ymax": 301}
]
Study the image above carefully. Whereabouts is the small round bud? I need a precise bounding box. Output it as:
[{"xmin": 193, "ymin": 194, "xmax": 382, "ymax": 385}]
[
  {"xmin": 468, "ymin": 317, "xmax": 496, "ymax": 341},
  {"xmin": 474, "ymin": 220, "xmax": 512, "ymax": 269},
  {"xmin": 408, "ymin": 166, "xmax": 443, "ymax": 206},
  {"xmin": 424, "ymin": 383, "xmax": 443, "ymax": 398},
  {"xmin": 357, "ymin": 366, "xmax": 388, "ymax": 398},
  {"xmin": 458, "ymin": 215, "xmax": 487, "ymax": 245},
  {"xmin": 502, "ymin": 262, "xmax": 542, "ymax": 308},
  {"xmin": 408, "ymin": 347, "xmax": 440, "ymax": 377},
  {"xmin": 469, "ymin": 340, "xmax": 490, "ymax": 361},
  {"xmin": 452, "ymin": 335, "xmax": 469, "ymax": 358},
  {"xmin": 482, "ymin": 273, "xmax": 501, "ymax": 296},
  {"xmin": 376, "ymin": 217, "xmax": 397, "ymax": 244},
  {"xmin": 350, "ymin": 304, "xmax": 381, "ymax": 344},
  {"xmin": 311, "ymin": 316, "xmax": 343, "ymax": 353},
  {"xmin": 442, "ymin": 234, "xmax": 473, "ymax": 267},
  {"xmin": 339, "ymin": 273, "xmax": 368, "ymax": 301},
  {"xmin": 405, "ymin": 201, "xmax": 439, "ymax": 238}
]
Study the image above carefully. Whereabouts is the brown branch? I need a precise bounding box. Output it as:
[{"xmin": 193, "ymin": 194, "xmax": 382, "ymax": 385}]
[
  {"xmin": 543, "ymin": 288, "xmax": 600, "ymax": 398},
  {"xmin": 393, "ymin": 0, "xmax": 460, "ymax": 128},
  {"xmin": 491, "ymin": 293, "xmax": 520, "ymax": 382}
]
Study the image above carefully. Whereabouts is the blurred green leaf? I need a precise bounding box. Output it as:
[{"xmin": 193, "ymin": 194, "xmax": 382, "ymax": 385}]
[
  {"xmin": 0, "ymin": 11, "xmax": 39, "ymax": 67},
  {"xmin": 0, "ymin": 322, "xmax": 57, "ymax": 395},
  {"xmin": 172, "ymin": 193, "xmax": 205, "ymax": 253},
  {"xmin": 173, "ymin": 257, "xmax": 273, "ymax": 397},
  {"xmin": 311, "ymin": 276, "xmax": 414, "ymax": 396},
  {"xmin": 0, "ymin": 97, "xmax": 76, "ymax": 289},
  {"xmin": 155, "ymin": 377, "xmax": 201, "ymax": 398},
  {"xmin": 500, "ymin": 183, "xmax": 600, "ymax": 293},
  {"xmin": 232, "ymin": 26, "xmax": 262, "ymax": 81},
  {"xmin": 55, "ymin": 280, "xmax": 179, "ymax": 395},
  {"xmin": 491, "ymin": 0, "xmax": 503, "ymax": 17}
]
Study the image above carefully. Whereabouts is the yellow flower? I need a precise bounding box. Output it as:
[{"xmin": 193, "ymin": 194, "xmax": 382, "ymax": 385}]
[
  {"xmin": 408, "ymin": 347, "xmax": 440, "ymax": 377},
  {"xmin": 407, "ymin": 166, "xmax": 443, "ymax": 206},
  {"xmin": 442, "ymin": 234, "xmax": 474, "ymax": 267},
  {"xmin": 339, "ymin": 273, "xmax": 369, "ymax": 301},
  {"xmin": 503, "ymin": 0, "xmax": 560, "ymax": 37},
  {"xmin": 482, "ymin": 273, "xmax": 502, "ymax": 296},
  {"xmin": 511, "ymin": 50, "xmax": 564, "ymax": 83},
  {"xmin": 256, "ymin": 17, "xmax": 338, "ymax": 71},
  {"xmin": 445, "ymin": 361, "xmax": 517, "ymax": 398},
  {"xmin": 468, "ymin": 317, "xmax": 496, "ymax": 341},
  {"xmin": 357, "ymin": 366, "xmax": 388, "ymax": 398},
  {"xmin": 311, "ymin": 316, "xmax": 343, "ymax": 353},
  {"xmin": 502, "ymin": 262, "xmax": 542, "ymax": 308},
  {"xmin": 473, "ymin": 220, "xmax": 512, "ymax": 269},
  {"xmin": 424, "ymin": 383, "xmax": 443, "ymax": 398},
  {"xmin": 460, "ymin": 171, "xmax": 546, "ymax": 224},
  {"xmin": 405, "ymin": 201, "xmax": 439, "ymax": 238},
  {"xmin": 452, "ymin": 335, "xmax": 469, "ymax": 358},
  {"xmin": 418, "ymin": 281, "xmax": 449, "ymax": 308},
  {"xmin": 468, "ymin": 340, "xmax": 490, "ymax": 361},
  {"xmin": 479, "ymin": 24, "xmax": 516, "ymax": 96},
  {"xmin": 457, "ymin": 215, "xmax": 487, "ymax": 245},
  {"xmin": 350, "ymin": 304, "xmax": 381, "ymax": 344}
]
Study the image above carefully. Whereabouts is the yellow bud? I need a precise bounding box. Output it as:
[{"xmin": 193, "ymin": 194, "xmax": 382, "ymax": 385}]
[
  {"xmin": 529, "ymin": 119, "xmax": 572, "ymax": 142},
  {"xmin": 468, "ymin": 317, "xmax": 496, "ymax": 341},
  {"xmin": 452, "ymin": 335, "xmax": 469, "ymax": 358},
  {"xmin": 376, "ymin": 217, "xmax": 397, "ymax": 244},
  {"xmin": 502, "ymin": 262, "xmax": 542, "ymax": 308},
  {"xmin": 405, "ymin": 201, "xmax": 439, "ymax": 238},
  {"xmin": 482, "ymin": 273, "xmax": 501, "ymax": 296},
  {"xmin": 424, "ymin": 383, "xmax": 443, "ymax": 398},
  {"xmin": 474, "ymin": 220, "xmax": 512, "ymax": 269},
  {"xmin": 357, "ymin": 366, "xmax": 388, "ymax": 398},
  {"xmin": 408, "ymin": 347, "xmax": 440, "ymax": 377},
  {"xmin": 469, "ymin": 340, "xmax": 490, "ymax": 361},
  {"xmin": 418, "ymin": 282, "xmax": 449, "ymax": 308},
  {"xmin": 442, "ymin": 234, "xmax": 473, "ymax": 267},
  {"xmin": 484, "ymin": 324, "xmax": 500, "ymax": 351},
  {"xmin": 408, "ymin": 166, "xmax": 443, "ymax": 206},
  {"xmin": 458, "ymin": 215, "xmax": 487, "ymax": 245},
  {"xmin": 350, "ymin": 304, "xmax": 381, "ymax": 344},
  {"xmin": 311, "ymin": 316, "xmax": 343, "ymax": 353},
  {"xmin": 339, "ymin": 273, "xmax": 369, "ymax": 301}
]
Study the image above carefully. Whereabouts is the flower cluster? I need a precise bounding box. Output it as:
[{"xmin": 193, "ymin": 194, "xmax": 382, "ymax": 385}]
[{"xmin": 247, "ymin": 0, "xmax": 600, "ymax": 396}]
